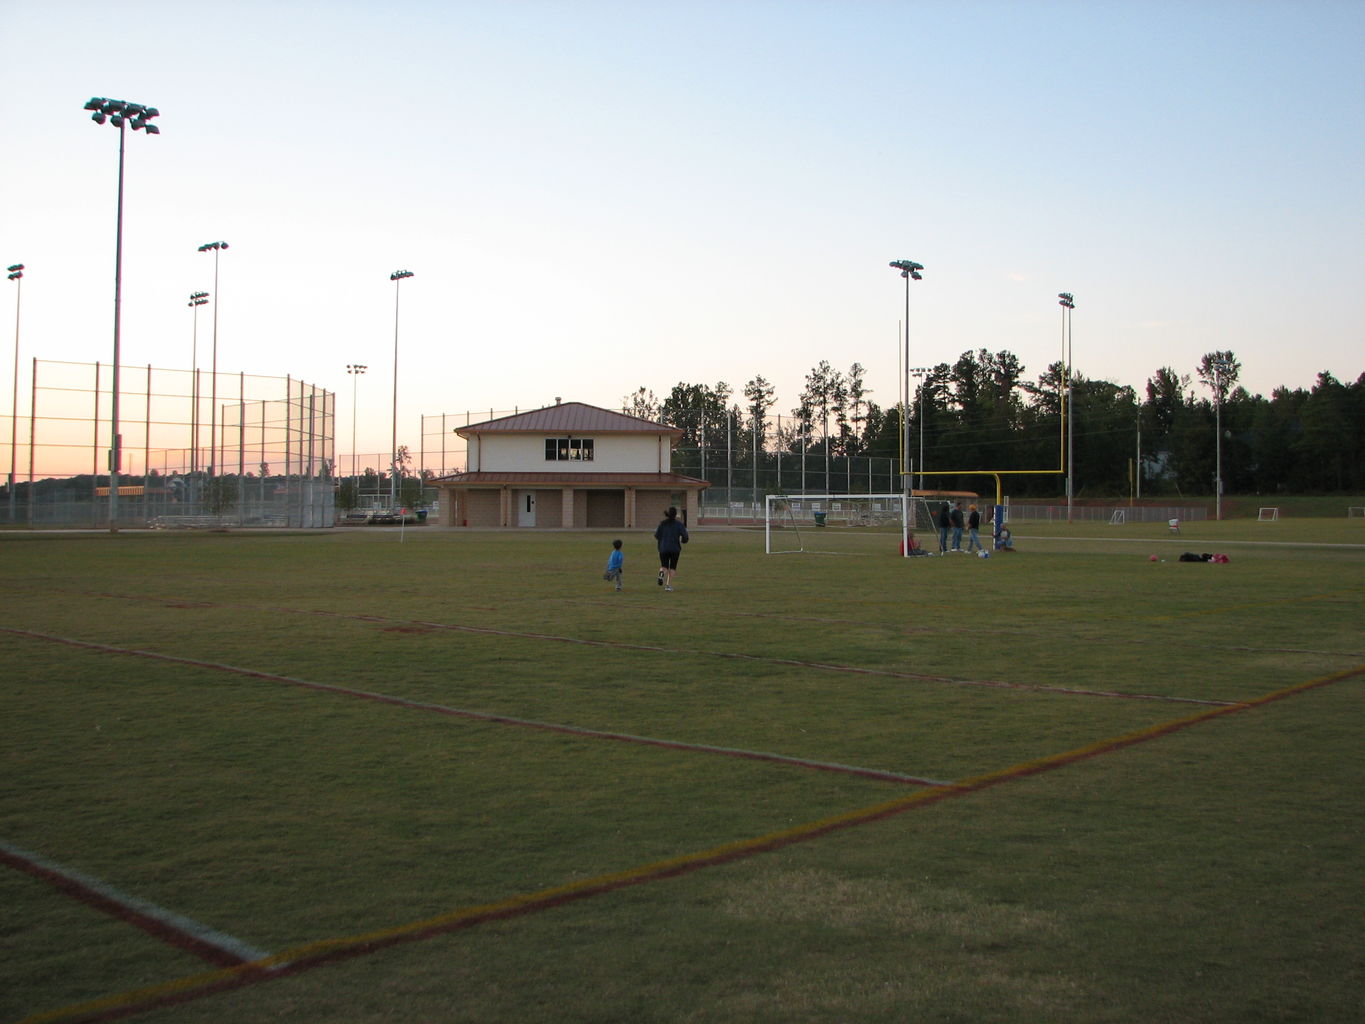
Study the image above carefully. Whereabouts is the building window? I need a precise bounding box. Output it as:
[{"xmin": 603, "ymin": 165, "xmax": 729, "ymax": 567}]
[{"xmin": 544, "ymin": 437, "xmax": 594, "ymax": 461}]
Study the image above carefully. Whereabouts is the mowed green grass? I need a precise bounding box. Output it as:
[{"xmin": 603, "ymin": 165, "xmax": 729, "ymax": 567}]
[{"xmin": 2, "ymin": 521, "xmax": 1362, "ymax": 1023}]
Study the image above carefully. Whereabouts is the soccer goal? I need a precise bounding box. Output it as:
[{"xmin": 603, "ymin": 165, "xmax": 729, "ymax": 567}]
[
  {"xmin": 1347, "ymin": 507, "xmax": 1364, "ymax": 519},
  {"xmin": 1258, "ymin": 507, "xmax": 1280, "ymax": 522},
  {"xmin": 765, "ymin": 494, "xmax": 936, "ymax": 556}
]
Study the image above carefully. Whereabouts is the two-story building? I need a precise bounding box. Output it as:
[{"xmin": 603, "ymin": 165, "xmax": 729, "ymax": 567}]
[{"xmin": 429, "ymin": 401, "xmax": 709, "ymax": 528}]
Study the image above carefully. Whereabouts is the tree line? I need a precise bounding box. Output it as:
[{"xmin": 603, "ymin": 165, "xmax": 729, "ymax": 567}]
[{"xmin": 623, "ymin": 351, "xmax": 1365, "ymax": 498}]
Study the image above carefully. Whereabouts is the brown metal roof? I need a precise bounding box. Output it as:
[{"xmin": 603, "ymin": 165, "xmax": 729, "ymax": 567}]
[
  {"xmin": 455, "ymin": 402, "xmax": 681, "ymax": 438},
  {"xmin": 430, "ymin": 471, "xmax": 709, "ymax": 489}
]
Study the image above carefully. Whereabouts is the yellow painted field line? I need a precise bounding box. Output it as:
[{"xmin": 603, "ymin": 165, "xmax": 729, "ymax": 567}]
[{"xmin": 18, "ymin": 663, "xmax": 1362, "ymax": 1024}]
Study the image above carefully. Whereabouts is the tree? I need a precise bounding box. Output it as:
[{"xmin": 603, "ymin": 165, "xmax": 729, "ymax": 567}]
[
  {"xmin": 336, "ymin": 478, "xmax": 360, "ymax": 512},
  {"xmin": 622, "ymin": 387, "xmax": 660, "ymax": 421},
  {"xmin": 660, "ymin": 382, "xmax": 732, "ymax": 479},
  {"xmin": 1145, "ymin": 367, "xmax": 1191, "ymax": 436},
  {"xmin": 203, "ymin": 475, "xmax": 238, "ymax": 516},
  {"xmin": 742, "ymin": 375, "xmax": 777, "ymax": 493},
  {"xmin": 1197, "ymin": 350, "xmax": 1242, "ymax": 404},
  {"xmin": 845, "ymin": 363, "xmax": 871, "ymax": 455}
]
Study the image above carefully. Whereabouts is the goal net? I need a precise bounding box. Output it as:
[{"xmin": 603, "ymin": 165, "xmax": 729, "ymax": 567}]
[{"xmin": 765, "ymin": 494, "xmax": 935, "ymax": 556}]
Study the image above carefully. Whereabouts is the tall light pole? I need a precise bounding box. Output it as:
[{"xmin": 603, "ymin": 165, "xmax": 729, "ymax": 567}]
[
  {"xmin": 910, "ymin": 367, "xmax": 929, "ymax": 492},
  {"xmin": 1209, "ymin": 357, "xmax": 1231, "ymax": 521},
  {"xmin": 85, "ymin": 97, "xmax": 159, "ymax": 531},
  {"xmin": 7, "ymin": 264, "xmax": 22, "ymax": 526},
  {"xmin": 187, "ymin": 291, "xmax": 208, "ymax": 475},
  {"xmin": 389, "ymin": 269, "xmax": 413, "ymax": 508},
  {"xmin": 1058, "ymin": 293, "xmax": 1075, "ymax": 522},
  {"xmin": 889, "ymin": 260, "xmax": 923, "ymax": 496},
  {"xmin": 198, "ymin": 242, "xmax": 228, "ymax": 480},
  {"xmin": 347, "ymin": 363, "xmax": 367, "ymax": 482}
]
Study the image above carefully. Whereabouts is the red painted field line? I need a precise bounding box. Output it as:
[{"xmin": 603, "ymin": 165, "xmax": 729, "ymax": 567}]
[
  {"xmin": 84, "ymin": 591, "xmax": 1241, "ymax": 707},
  {"xmin": 20, "ymin": 662, "xmax": 1362, "ymax": 1024},
  {"xmin": 0, "ymin": 626, "xmax": 944, "ymax": 788}
]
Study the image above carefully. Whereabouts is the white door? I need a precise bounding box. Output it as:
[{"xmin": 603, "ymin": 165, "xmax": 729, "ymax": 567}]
[{"xmin": 517, "ymin": 491, "xmax": 537, "ymax": 527}]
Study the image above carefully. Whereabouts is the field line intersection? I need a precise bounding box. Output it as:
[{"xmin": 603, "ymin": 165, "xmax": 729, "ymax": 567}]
[
  {"xmin": 4, "ymin": 525, "xmax": 1363, "ymax": 1022},
  {"xmin": 16, "ymin": 663, "xmax": 1362, "ymax": 1024}
]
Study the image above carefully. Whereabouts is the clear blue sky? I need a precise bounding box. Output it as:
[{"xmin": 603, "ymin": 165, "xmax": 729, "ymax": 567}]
[{"xmin": 3, "ymin": 0, "xmax": 1361, "ymax": 462}]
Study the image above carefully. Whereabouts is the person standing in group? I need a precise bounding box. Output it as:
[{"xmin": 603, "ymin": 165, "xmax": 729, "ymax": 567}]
[
  {"xmin": 949, "ymin": 501, "xmax": 965, "ymax": 551},
  {"xmin": 604, "ymin": 538, "xmax": 624, "ymax": 591},
  {"xmin": 966, "ymin": 504, "xmax": 983, "ymax": 552},
  {"xmin": 654, "ymin": 506, "xmax": 689, "ymax": 591},
  {"xmin": 937, "ymin": 502, "xmax": 951, "ymax": 554}
]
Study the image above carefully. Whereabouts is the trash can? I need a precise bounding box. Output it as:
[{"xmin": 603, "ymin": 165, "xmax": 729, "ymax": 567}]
[{"xmin": 813, "ymin": 512, "xmax": 827, "ymax": 527}]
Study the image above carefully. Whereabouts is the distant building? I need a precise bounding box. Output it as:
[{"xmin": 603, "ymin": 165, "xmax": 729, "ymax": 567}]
[{"xmin": 429, "ymin": 401, "xmax": 709, "ymax": 528}]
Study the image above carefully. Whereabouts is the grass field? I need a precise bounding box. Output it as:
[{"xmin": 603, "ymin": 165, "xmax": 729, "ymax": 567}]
[{"xmin": 3, "ymin": 520, "xmax": 1362, "ymax": 1023}]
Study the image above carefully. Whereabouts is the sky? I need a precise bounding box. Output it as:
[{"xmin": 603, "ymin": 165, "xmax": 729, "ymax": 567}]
[{"xmin": 3, "ymin": 0, "xmax": 1362, "ymax": 467}]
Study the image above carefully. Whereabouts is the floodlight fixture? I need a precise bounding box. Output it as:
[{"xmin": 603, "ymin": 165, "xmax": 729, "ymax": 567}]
[
  {"xmin": 890, "ymin": 259, "xmax": 924, "ymax": 281},
  {"xmin": 85, "ymin": 96, "xmax": 160, "ymax": 530},
  {"xmin": 85, "ymin": 97, "xmax": 159, "ymax": 134},
  {"xmin": 391, "ymin": 269, "xmax": 414, "ymax": 282},
  {"xmin": 6, "ymin": 264, "xmax": 22, "ymax": 280}
]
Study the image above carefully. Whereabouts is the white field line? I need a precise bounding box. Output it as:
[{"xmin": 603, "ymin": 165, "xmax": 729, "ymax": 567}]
[
  {"xmin": 0, "ymin": 627, "xmax": 947, "ymax": 787},
  {"xmin": 0, "ymin": 838, "xmax": 270, "ymax": 965},
  {"xmin": 78, "ymin": 591, "xmax": 1246, "ymax": 706},
  {"xmin": 1020, "ymin": 534, "xmax": 1365, "ymax": 550}
]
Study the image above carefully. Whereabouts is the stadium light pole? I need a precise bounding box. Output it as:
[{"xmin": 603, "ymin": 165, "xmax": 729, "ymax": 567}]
[
  {"xmin": 7, "ymin": 264, "xmax": 22, "ymax": 526},
  {"xmin": 187, "ymin": 291, "xmax": 208, "ymax": 475},
  {"xmin": 889, "ymin": 260, "xmax": 923, "ymax": 497},
  {"xmin": 910, "ymin": 367, "xmax": 929, "ymax": 493},
  {"xmin": 389, "ymin": 270, "xmax": 413, "ymax": 508},
  {"xmin": 347, "ymin": 363, "xmax": 367, "ymax": 482},
  {"xmin": 1210, "ymin": 357, "xmax": 1231, "ymax": 521},
  {"xmin": 1058, "ymin": 293, "xmax": 1075, "ymax": 522},
  {"xmin": 198, "ymin": 242, "xmax": 228, "ymax": 480},
  {"xmin": 85, "ymin": 97, "xmax": 160, "ymax": 531}
]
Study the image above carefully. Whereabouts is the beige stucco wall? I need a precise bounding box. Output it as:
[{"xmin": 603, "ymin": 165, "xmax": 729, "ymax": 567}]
[
  {"xmin": 466, "ymin": 433, "xmax": 670, "ymax": 473},
  {"xmin": 463, "ymin": 490, "xmax": 501, "ymax": 527},
  {"xmin": 435, "ymin": 482, "xmax": 702, "ymax": 529}
]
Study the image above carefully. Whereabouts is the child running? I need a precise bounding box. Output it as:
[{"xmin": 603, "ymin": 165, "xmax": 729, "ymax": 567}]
[{"xmin": 604, "ymin": 538, "xmax": 624, "ymax": 591}]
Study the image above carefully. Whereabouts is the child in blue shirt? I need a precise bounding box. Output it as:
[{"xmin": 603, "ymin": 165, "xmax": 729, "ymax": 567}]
[{"xmin": 604, "ymin": 538, "xmax": 624, "ymax": 590}]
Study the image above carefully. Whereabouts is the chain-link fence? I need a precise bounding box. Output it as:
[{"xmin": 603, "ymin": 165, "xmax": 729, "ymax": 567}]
[{"xmin": 1, "ymin": 360, "xmax": 333, "ymax": 528}]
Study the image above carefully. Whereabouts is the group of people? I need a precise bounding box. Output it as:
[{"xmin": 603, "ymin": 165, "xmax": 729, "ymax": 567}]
[
  {"xmin": 937, "ymin": 500, "xmax": 987, "ymax": 553},
  {"xmin": 934, "ymin": 500, "xmax": 1014, "ymax": 552},
  {"xmin": 603, "ymin": 506, "xmax": 689, "ymax": 591},
  {"xmin": 604, "ymin": 501, "xmax": 1009, "ymax": 589}
]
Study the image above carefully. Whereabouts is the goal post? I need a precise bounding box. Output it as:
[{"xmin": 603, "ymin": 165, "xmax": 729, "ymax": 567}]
[
  {"xmin": 765, "ymin": 494, "xmax": 935, "ymax": 556},
  {"xmin": 1257, "ymin": 507, "xmax": 1280, "ymax": 522}
]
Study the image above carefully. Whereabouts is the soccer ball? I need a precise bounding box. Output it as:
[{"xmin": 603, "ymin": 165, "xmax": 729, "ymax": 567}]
[
  {"xmin": 977, "ymin": 550, "xmax": 990, "ymax": 559},
  {"xmin": 1149, "ymin": 554, "xmax": 1158, "ymax": 562}
]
